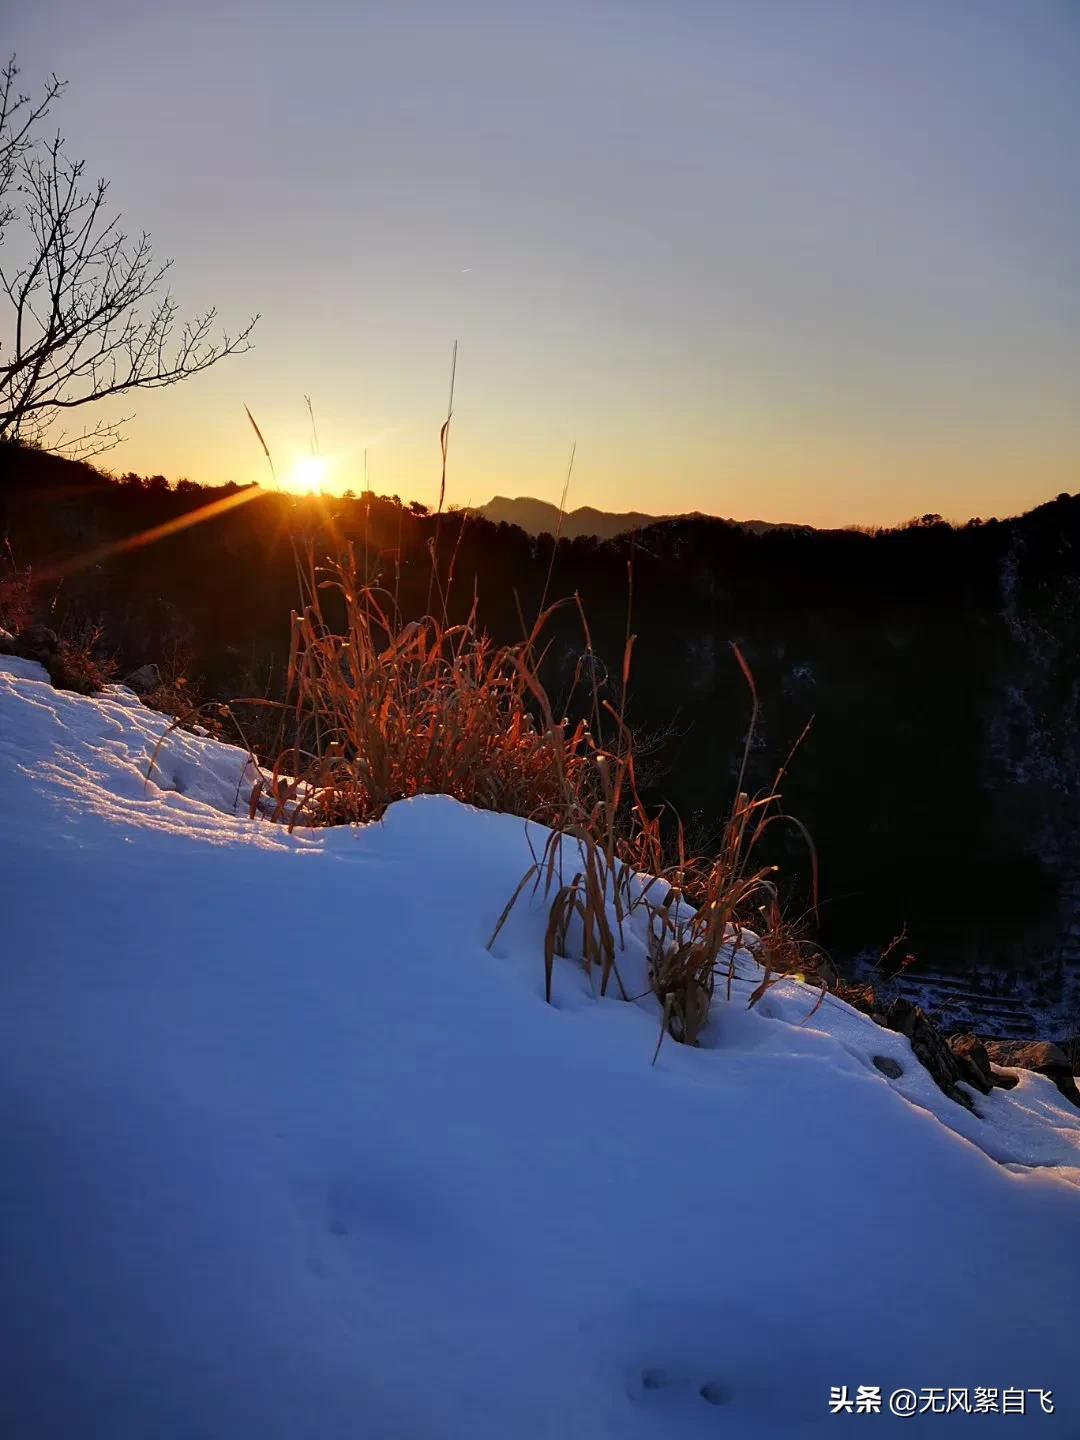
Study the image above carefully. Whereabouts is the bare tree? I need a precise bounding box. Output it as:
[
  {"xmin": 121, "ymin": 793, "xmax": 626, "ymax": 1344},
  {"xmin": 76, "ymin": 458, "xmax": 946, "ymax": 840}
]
[{"xmin": 0, "ymin": 56, "xmax": 257, "ymax": 458}]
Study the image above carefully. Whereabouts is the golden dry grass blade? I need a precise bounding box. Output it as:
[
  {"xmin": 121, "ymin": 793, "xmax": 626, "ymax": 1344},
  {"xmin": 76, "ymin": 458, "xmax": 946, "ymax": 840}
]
[
  {"xmin": 243, "ymin": 404, "xmax": 276, "ymax": 483},
  {"xmin": 487, "ymin": 863, "xmax": 540, "ymax": 950}
]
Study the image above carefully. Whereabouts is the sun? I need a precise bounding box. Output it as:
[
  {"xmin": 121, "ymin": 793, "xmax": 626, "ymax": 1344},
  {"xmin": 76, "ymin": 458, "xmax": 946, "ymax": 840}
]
[{"xmin": 284, "ymin": 455, "xmax": 330, "ymax": 493}]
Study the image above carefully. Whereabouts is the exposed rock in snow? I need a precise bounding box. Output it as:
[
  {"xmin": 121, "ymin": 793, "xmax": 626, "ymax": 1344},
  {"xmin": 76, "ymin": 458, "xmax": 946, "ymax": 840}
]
[
  {"xmin": 872, "ymin": 1055, "xmax": 903, "ymax": 1079},
  {"xmin": 882, "ymin": 997, "xmax": 982, "ymax": 1110},
  {"xmin": 985, "ymin": 1041, "xmax": 1080, "ymax": 1110},
  {"xmin": 122, "ymin": 662, "xmax": 162, "ymax": 694},
  {"xmin": 949, "ymin": 1032, "xmax": 1019, "ymax": 1091},
  {"xmin": 3, "ymin": 619, "xmax": 60, "ymax": 666}
]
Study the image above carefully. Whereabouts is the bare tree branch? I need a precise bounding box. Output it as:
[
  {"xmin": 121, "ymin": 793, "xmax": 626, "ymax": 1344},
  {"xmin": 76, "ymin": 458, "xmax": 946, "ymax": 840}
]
[
  {"xmin": 0, "ymin": 56, "xmax": 64, "ymax": 236},
  {"xmin": 0, "ymin": 54, "xmax": 258, "ymax": 455}
]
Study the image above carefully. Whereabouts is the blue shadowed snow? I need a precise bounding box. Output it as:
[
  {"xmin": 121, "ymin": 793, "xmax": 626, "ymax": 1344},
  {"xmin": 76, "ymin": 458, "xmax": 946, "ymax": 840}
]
[{"xmin": 1, "ymin": 656, "xmax": 1078, "ymax": 1438}]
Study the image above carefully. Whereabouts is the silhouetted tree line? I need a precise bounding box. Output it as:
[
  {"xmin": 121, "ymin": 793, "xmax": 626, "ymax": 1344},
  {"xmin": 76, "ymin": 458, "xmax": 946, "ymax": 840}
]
[{"xmin": 3, "ymin": 438, "xmax": 1078, "ymax": 976}]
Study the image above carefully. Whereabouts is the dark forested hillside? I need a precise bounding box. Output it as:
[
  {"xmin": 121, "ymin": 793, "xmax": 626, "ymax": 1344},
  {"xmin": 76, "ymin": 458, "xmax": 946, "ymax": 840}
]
[{"xmin": 3, "ymin": 439, "xmax": 1078, "ymax": 984}]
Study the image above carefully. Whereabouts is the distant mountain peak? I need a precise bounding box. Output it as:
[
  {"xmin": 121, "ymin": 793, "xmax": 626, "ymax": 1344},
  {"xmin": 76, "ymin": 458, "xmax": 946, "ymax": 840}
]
[
  {"xmin": 475, "ymin": 496, "xmax": 656, "ymax": 539},
  {"xmin": 474, "ymin": 495, "xmax": 806, "ymax": 539}
]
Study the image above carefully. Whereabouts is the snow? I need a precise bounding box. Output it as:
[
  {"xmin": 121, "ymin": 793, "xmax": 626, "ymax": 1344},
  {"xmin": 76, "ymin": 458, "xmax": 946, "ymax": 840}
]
[{"xmin": 1, "ymin": 655, "xmax": 1079, "ymax": 1438}]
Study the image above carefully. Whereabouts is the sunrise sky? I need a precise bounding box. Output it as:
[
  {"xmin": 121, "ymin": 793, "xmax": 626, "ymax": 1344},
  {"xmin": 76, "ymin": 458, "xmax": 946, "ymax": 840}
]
[{"xmin": 8, "ymin": 0, "xmax": 1080, "ymax": 525}]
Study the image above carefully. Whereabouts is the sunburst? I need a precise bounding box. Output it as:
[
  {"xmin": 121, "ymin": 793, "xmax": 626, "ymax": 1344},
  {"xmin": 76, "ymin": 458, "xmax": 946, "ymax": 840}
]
[{"xmin": 284, "ymin": 455, "xmax": 330, "ymax": 493}]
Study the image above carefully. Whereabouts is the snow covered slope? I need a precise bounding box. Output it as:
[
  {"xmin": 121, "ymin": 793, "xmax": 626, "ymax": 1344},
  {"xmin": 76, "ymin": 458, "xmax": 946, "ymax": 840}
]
[{"xmin": 2, "ymin": 656, "xmax": 1079, "ymax": 1438}]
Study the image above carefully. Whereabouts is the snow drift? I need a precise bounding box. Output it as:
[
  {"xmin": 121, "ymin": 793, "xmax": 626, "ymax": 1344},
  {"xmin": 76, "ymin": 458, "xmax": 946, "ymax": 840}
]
[{"xmin": 1, "ymin": 655, "xmax": 1079, "ymax": 1438}]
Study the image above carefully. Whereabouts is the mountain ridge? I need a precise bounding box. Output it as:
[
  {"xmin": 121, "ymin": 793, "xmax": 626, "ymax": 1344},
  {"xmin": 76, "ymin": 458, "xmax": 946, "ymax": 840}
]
[{"xmin": 473, "ymin": 494, "xmax": 811, "ymax": 539}]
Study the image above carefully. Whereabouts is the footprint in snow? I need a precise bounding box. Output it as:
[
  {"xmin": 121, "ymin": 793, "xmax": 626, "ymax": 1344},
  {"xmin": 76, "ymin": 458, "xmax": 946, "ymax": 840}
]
[
  {"xmin": 609, "ymin": 1295, "xmax": 827, "ymax": 1434},
  {"xmin": 627, "ymin": 1365, "xmax": 732, "ymax": 1409},
  {"xmin": 699, "ymin": 1381, "xmax": 732, "ymax": 1406}
]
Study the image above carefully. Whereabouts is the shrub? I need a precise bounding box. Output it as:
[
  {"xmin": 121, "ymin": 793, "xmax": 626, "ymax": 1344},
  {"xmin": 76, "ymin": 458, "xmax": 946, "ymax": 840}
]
[
  {"xmin": 51, "ymin": 620, "xmax": 117, "ymax": 694},
  {"xmin": 137, "ymin": 647, "xmax": 226, "ymax": 737}
]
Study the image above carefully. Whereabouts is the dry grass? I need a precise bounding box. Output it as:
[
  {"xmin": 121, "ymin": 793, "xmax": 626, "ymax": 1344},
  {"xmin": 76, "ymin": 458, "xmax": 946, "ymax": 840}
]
[
  {"xmin": 0, "ymin": 541, "xmax": 34, "ymax": 634},
  {"xmin": 244, "ymin": 546, "xmax": 602, "ymax": 830},
  {"xmin": 246, "ymin": 541, "xmax": 817, "ymax": 1050},
  {"xmin": 137, "ymin": 646, "xmax": 287, "ymax": 752},
  {"xmin": 482, "ymin": 602, "xmax": 819, "ymax": 1051},
  {"xmin": 231, "ymin": 380, "xmax": 819, "ymax": 1051},
  {"xmin": 1, "ymin": 544, "xmax": 117, "ymax": 693},
  {"xmin": 488, "ymin": 742, "xmax": 819, "ymax": 1055},
  {"xmin": 138, "ymin": 648, "xmax": 211, "ymax": 726},
  {"xmin": 51, "ymin": 621, "xmax": 117, "ymax": 694},
  {"xmin": 643, "ymin": 685, "xmax": 823, "ymax": 1051}
]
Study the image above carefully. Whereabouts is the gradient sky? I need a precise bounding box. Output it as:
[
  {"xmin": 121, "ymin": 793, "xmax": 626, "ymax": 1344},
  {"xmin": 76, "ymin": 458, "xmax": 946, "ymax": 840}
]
[{"xmin": 7, "ymin": 0, "xmax": 1080, "ymax": 524}]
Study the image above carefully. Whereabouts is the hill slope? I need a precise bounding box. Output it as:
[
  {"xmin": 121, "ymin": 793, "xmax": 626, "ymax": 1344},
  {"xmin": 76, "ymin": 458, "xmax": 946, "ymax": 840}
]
[
  {"xmin": 1, "ymin": 655, "xmax": 1079, "ymax": 1437},
  {"xmin": 3, "ymin": 443, "xmax": 1080, "ymax": 981}
]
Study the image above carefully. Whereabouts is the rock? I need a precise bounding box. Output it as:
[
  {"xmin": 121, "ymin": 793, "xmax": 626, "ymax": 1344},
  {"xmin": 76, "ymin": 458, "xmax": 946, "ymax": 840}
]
[
  {"xmin": 0, "ymin": 626, "xmax": 13, "ymax": 649},
  {"xmin": 983, "ymin": 1040, "xmax": 1080, "ymax": 1109},
  {"xmin": 123, "ymin": 663, "xmax": 162, "ymax": 694},
  {"xmin": 9, "ymin": 622, "xmax": 59, "ymax": 665},
  {"xmin": 872, "ymin": 1055, "xmax": 903, "ymax": 1079},
  {"xmin": 985, "ymin": 1039, "xmax": 1070, "ymax": 1070},
  {"xmin": 948, "ymin": 1032, "xmax": 993, "ymax": 1089},
  {"xmin": 882, "ymin": 998, "xmax": 979, "ymax": 1111},
  {"xmin": 948, "ymin": 1032, "xmax": 1017, "ymax": 1091}
]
